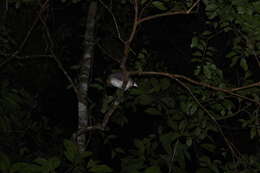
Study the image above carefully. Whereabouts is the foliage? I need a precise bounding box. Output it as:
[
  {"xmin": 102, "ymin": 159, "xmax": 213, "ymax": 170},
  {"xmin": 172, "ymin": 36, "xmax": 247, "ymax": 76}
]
[
  {"xmin": 0, "ymin": 140, "xmax": 112, "ymax": 173},
  {"xmin": 0, "ymin": 0, "xmax": 260, "ymax": 173}
]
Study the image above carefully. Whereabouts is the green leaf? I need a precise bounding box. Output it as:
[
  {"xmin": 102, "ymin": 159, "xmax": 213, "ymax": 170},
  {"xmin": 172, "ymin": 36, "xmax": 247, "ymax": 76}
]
[
  {"xmin": 202, "ymin": 31, "xmax": 211, "ymax": 36},
  {"xmin": 196, "ymin": 168, "xmax": 213, "ymax": 173},
  {"xmin": 191, "ymin": 37, "xmax": 199, "ymax": 48},
  {"xmin": 203, "ymin": 65, "xmax": 212, "ymax": 79},
  {"xmin": 240, "ymin": 58, "xmax": 248, "ymax": 71},
  {"xmin": 0, "ymin": 152, "xmax": 10, "ymax": 173},
  {"xmin": 144, "ymin": 166, "xmax": 161, "ymax": 173},
  {"xmin": 114, "ymin": 147, "xmax": 125, "ymax": 154},
  {"xmin": 226, "ymin": 51, "xmax": 237, "ymax": 58},
  {"xmin": 134, "ymin": 139, "xmax": 144, "ymax": 151},
  {"xmin": 72, "ymin": 0, "xmax": 81, "ymax": 3},
  {"xmin": 160, "ymin": 132, "xmax": 179, "ymax": 153},
  {"xmin": 194, "ymin": 66, "xmax": 201, "ymax": 75},
  {"xmin": 130, "ymin": 88, "xmax": 146, "ymax": 95},
  {"xmin": 11, "ymin": 163, "xmax": 27, "ymax": 173},
  {"xmin": 199, "ymin": 156, "xmax": 211, "ymax": 166},
  {"xmin": 33, "ymin": 157, "xmax": 60, "ymax": 172},
  {"xmin": 152, "ymin": 1, "xmax": 167, "ymax": 11},
  {"xmin": 101, "ymin": 96, "xmax": 114, "ymax": 113},
  {"xmin": 186, "ymin": 137, "xmax": 192, "ymax": 147},
  {"xmin": 206, "ymin": 3, "xmax": 218, "ymax": 11},
  {"xmin": 90, "ymin": 83, "xmax": 104, "ymax": 90},
  {"xmin": 48, "ymin": 157, "xmax": 60, "ymax": 170},
  {"xmin": 138, "ymin": 95, "xmax": 153, "ymax": 105},
  {"xmin": 179, "ymin": 120, "xmax": 187, "ymax": 130},
  {"xmin": 11, "ymin": 162, "xmax": 41, "ymax": 173},
  {"xmin": 187, "ymin": 103, "xmax": 198, "ymax": 115},
  {"xmin": 34, "ymin": 158, "xmax": 47, "ymax": 165},
  {"xmin": 64, "ymin": 139, "xmax": 78, "ymax": 162},
  {"xmin": 192, "ymin": 51, "xmax": 203, "ymax": 57},
  {"xmin": 87, "ymin": 159, "xmax": 98, "ymax": 169},
  {"xmin": 80, "ymin": 151, "xmax": 92, "ymax": 159},
  {"xmin": 160, "ymin": 78, "xmax": 170, "ymax": 90},
  {"xmin": 121, "ymin": 158, "xmax": 144, "ymax": 173},
  {"xmin": 145, "ymin": 108, "xmax": 161, "ymax": 115},
  {"xmin": 250, "ymin": 127, "xmax": 256, "ymax": 139},
  {"xmin": 89, "ymin": 165, "xmax": 113, "ymax": 173},
  {"xmin": 150, "ymin": 78, "xmax": 160, "ymax": 92},
  {"xmin": 70, "ymin": 65, "xmax": 80, "ymax": 70},
  {"xmin": 200, "ymin": 143, "xmax": 216, "ymax": 153},
  {"xmin": 141, "ymin": 0, "xmax": 148, "ymax": 5},
  {"xmin": 230, "ymin": 56, "xmax": 239, "ymax": 67}
]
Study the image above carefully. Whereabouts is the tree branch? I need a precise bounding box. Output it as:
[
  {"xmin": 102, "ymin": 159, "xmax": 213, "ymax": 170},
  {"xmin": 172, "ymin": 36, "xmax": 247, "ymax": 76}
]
[
  {"xmin": 138, "ymin": 0, "xmax": 200, "ymax": 24},
  {"xmin": 130, "ymin": 71, "xmax": 260, "ymax": 106},
  {"xmin": 73, "ymin": 1, "xmax": 98, "ymax": 152},
  {"xmin": 0, "ymin": 0, "xmax": 49, "ymax": 68},
  {"xmin": 175, "ymin": 78, "xmax": 241, "ymax": 160},
  {"xmin": 98, "ymin": 0, "xmax": 122, "ymax": 41}
]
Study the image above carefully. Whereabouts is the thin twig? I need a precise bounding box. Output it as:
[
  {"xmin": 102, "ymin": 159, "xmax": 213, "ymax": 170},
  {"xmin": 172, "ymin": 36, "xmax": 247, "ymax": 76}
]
[
  {"xmin": 127, "ymin": 0, "xmax": 139, "ymax": 44},
  {"xmin": 138, "ymin": 10, "xmax": 188, "ymax": 24},
  {"xmin": 38, "ymin": 5, "xmax": 80, "ymax": 100},
  {"xmin": 98, "ymin": 0, "xmax": 122, "ymax": 41},
  {"xmin": 168, "ymin": 140, "xmax": 179, "ymax": 173},
  {"xmin": 96, "ymin": 43, "xmax": 121, "ymax": 63},
  {"xmin": 187, "ymin": 0, "xmax": 201, "ymax": 14},
  {"xmin": 120, "ymin": 0, "xmax": 139, "ymax": 69},
  {"xmin": 138, "ymin": 0, "xmax": 200, "ymax": 24},
  {"xmin": 120, "ymin": 0, "xmax": 139, "ymax": 90},
  {"xmin": 230, "ymin": 81, "xmax": 260, "ymax": 91},
  {"xmin": 0, "ymin": 0, "xmax": 49, "ymax": 67},
  {"xmin": 102, "ymin": 96, "xmax": 121, "ymax": 128},
  {"xmin": 74, "ymin": 94, "xmax": 123, "ymax": 136},
  {"xmin": 139, "ymin": 0, "xmax": 153, "ymax": 18},
  {"xmin": 175, "ymin": 78, "xmax": 241, "ymax": 160},
  {"xmin": 130, "ymin": 71, "xmax": 260, "ymax": 105},
  {"xmin": 252, "ymin": 50, "xmax": 260, "ymax": 68},
  {"xmin": 75, "ymin": 0, "xmax": 209, "ymax": 134}
]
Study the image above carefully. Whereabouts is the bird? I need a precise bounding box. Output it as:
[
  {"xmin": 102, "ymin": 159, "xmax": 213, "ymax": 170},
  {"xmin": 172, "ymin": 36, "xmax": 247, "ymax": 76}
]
[{"xmin": 107, "ymin": 72, "xmax": 137, "ymax": 90}]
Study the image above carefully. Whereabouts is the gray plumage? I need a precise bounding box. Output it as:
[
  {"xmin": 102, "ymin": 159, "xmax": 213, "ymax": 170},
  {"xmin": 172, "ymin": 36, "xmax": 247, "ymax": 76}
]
[{"xmin": 108, "ymin": 72, "xmax": 137, "ymax": 90}]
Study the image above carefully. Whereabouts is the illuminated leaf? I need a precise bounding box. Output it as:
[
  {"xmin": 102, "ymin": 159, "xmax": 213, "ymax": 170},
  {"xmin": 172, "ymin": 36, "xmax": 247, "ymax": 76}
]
[
  {"xmin": 152, "ymin": 1, "xmax": 167, "ymax": 11},
  {"xmin": 145, "ymin": 108, "xmax": 161, "ymax": 115},
  {"xmin": 240, "ymin": 58, "xmax": 248, "ymax": 71},
  {"xmin": 144, "ymin": 166, "xmax": 161, "ymax": 173},
  {"xmin": 89, "ymin": 165, "xmax": 113, "ymax": 173}
]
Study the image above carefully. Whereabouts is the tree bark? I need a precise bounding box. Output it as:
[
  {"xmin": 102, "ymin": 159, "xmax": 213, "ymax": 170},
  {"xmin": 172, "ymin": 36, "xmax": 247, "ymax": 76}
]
[{"xmin": 74, "ymin": 1, "xmax": 97, "ymax": 152}]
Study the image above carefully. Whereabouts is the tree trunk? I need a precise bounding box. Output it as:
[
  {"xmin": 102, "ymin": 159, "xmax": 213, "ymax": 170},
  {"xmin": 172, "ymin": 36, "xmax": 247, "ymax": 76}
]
[{"xmin": 74, "ymin": 1, "xmax": 97, "ymax": 152}]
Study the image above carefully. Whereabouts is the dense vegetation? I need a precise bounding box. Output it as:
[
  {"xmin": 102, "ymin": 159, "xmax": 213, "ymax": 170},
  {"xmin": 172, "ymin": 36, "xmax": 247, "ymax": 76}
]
[{"xmin": 0, "ymin": 0, "xmax": 260, "ymax": 173}]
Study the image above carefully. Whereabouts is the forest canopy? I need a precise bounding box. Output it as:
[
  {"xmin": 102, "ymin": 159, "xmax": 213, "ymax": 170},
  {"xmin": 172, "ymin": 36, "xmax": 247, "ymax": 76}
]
[{"xmin": 0, "ymin": 0, "xmax": 260, "ymax": 173}]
